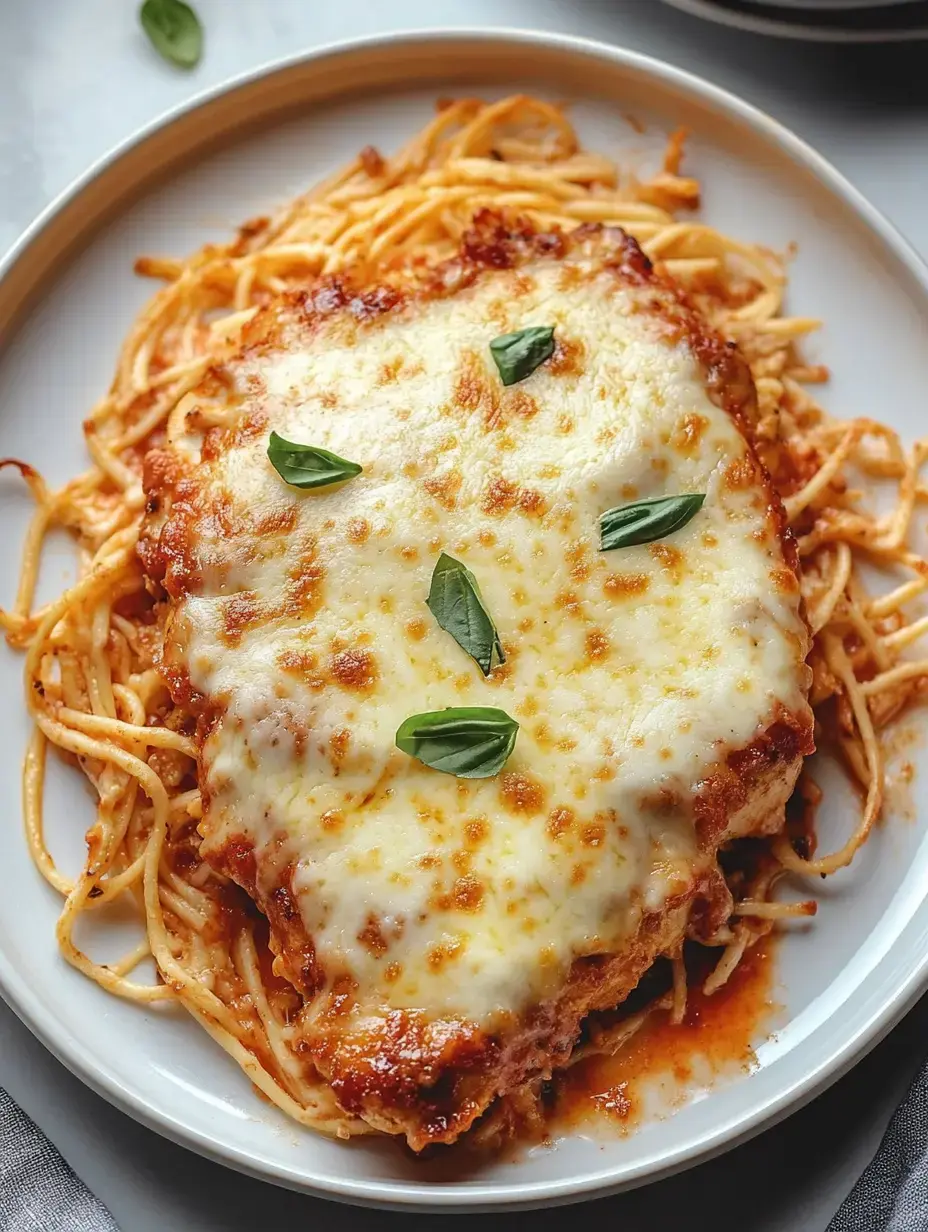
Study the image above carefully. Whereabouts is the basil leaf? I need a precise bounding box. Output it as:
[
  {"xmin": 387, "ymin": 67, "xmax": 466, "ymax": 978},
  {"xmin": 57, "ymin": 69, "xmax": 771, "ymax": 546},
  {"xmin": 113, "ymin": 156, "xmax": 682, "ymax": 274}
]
[
  {"xmin": 395, "ymin": 707, "xmax": 519, "ymax": 779},
  {"xmin": 140, "ymin": 0, "xmax": 203, "ymax": 68},
  {"xmin": 426, "ymin": 553, "xmax": 504, "ymax": 677},
  {"xmin": 489, "ymin": 326, "xmax": 555, "ymax": 386},
  {"xmin": 267, "ymin": 431, "xmax": 362, "ymax": 490},
  {"xmin": 600, "ymin": 493, "xmax": 706, "ymax": 551}
]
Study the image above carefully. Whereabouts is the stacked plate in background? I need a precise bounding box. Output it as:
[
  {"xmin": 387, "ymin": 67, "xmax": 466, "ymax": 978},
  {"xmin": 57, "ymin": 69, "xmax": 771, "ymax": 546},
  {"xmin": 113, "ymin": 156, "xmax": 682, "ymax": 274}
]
[{"xmin": 660, "ymin": 0, "xmax": 928, "ymax": 38}]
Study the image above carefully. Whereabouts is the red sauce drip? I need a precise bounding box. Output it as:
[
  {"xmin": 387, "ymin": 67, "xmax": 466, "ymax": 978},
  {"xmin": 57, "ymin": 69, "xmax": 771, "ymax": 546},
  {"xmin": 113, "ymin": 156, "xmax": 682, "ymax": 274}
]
[{"xmin": 552, "ymin": 941, "xmax": 775, "ymax": 1134}]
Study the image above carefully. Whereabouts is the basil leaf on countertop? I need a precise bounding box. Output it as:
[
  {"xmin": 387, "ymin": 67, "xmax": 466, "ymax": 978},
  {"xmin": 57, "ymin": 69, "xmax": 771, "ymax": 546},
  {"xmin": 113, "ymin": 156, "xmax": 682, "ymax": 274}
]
[
  {"xmin": 395, "ymin": 707, "xmax": 519, "ymax": 779},
  {"xmin": 489, "ymin": 325, "xmax": 556, "ymax": 386},
  {"xmin": 267, "ymin": 431, "xmax": 362, "ymax": 490},
  {"xmin": 140, "ymin": 0, "xmax": 203, "ymax": 68},
  {"xmin": 599, "ymin": 493, "xmax": 706, "ymax": 551},
  {"xmin": 426, "ymin": 553, "xmax": 505, "ymax": 677}
]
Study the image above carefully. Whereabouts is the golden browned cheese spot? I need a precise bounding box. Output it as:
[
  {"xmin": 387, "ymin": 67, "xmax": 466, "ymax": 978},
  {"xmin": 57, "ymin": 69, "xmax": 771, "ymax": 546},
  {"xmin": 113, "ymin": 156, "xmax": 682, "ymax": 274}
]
[
  {"xmin": 555, "ymin": 589, "xmax": 582, "ymax": 617},
  {"xmin": 702, "ymin": 531, "xmax": 719, "ymax": 549},
  {"xmin": 671, "ymin": 411, "xmax": 709, "ymax": 455},
  {"xmin": 518, "ymin": 694, "xmax": 539, "ymax": 718},
  {"xmin": 221, "ymin": 592, "xmax": 261, "ymax": 645},
  {"xmin": 567, "ymin": 540, "xmax": 591, "ymax": 583},
  {"xmin": 509, "ymin": 271, "xmax": 536, "ymax": 299},
  {"xmin": 725, "ymin": 455, "xmax": 757, "ymax": 491},
  {"xmin": 405, "ymin": 617, "xmax": 427, "ymax": 642},
  {"xmin": 450, "ymin": 849, "xmax": 472, "ymax": 874},
  {"xmin": 427, "ymin": 937, "xmax": 463, "ymax": 972},
  {"xmin": 320, "ymin": 809, "xmax": 344, "ymax": 833},
  {"xmin": 423, "ymin": 469, "xmax": 462, "ymax": 510},
  {"xmin": 547, "ymin": 806, "xmax": 575, "ymax": 839},
  {"xmin": 418, "ymin": 852, "xmax": 441, "ymax": 870},
  {"xmin": 549, "ymin": 335, "xmax": 585, "ymax": 378},
  {"xmin": 254, "ymin": 505, "xmax": 298, "ymax": 536},
  {"xmin": 330, "ymin": 648, "xmax": 378, "ymax": 693},
  {"xmin": 570, "ymin": 863, "xmax": 587, "ymax": 886},
  {"xmin": 556, "ymin": 413, "xmax": 575, "ymax": 435},
  {"xmin": 384, "ymin": 962, "xmax": 402, "ymax": 984},
  {"xmin": 581, "ymin": 821, "xmax": 606, "ymax": 847},
  {"xmin": 329, "ymin": 727, "xmax": 350, "ymax": 766},
  {"xmin": 519, "ymin": 487, "xmax": 548, "ymax": 518},
  {"xmin": 450, "ymin": 874, "xmax": 484, "ymax": 913},
  {"xmin": 463, "ymin": 817, "xmax": 489, "ymax": 847},
  {"xmin": 283, "ymin": 549, "xmax": 325, "ymax": 619},
  {"xmin": 604, "ymin": 572, "xmax": 650, "ymax": 600},
  {"xmin": 477, "ymin": 529, "xmax": 496, "ymax": 548},
  {"xmin": 453, "ymin": 351, "xmax": 501, "ymax": 427},
  {"xmin": 771, "ymin": 566, "xmax": 800, "ymax": 594},
  {"xmin": 500, "ymin": 771, "xmax": 546, "ymax": 815},
  {"xmin": 357, "ymin": 915, "xmax": 388, "ymax": 957},
  {"xmin": 557, "ymin": 262, "xmax": 585, "ymax": 291},
  {"xmin": 278, "ymin": 649, "xmax": 324, "ymax": 690},
  {"xmin": 651, "ymin": 456, "xmax": 669, "ymax": 475},
  {"xmin": 378, "ymin": 355, "xmax": 403, "ymax": 384},
  {"xmin": 665, "ymin": 685, "xmax": 697, "ymax": 700},
  {"xmin": 506, "ymin": 389, "xmax": 540, "ymax": 420},
  {"xmin": 346, "ymin": 517, "xmax": 371, "ymax": 544},
  {"xmin": 649, "ymin": 542, "xmax": 684, "ymax": 580},
  {"xmin": 585, "ymin": 628, "xmax": 610, "ymax": 663},
  {"xmin": 481, "ymin": 475, "xmax": 518, "ymax": 515}
]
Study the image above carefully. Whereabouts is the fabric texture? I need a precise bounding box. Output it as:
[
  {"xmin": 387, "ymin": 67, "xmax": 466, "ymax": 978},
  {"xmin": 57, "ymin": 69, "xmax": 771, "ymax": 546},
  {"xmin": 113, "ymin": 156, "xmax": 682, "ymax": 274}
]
[
  {"xmin": 0, "ymin": 1087, "xmax": 119, "ymax": 1232},
  {"xmin": 829, "ymin": 1056, "xmax": 928, "ymax": 1232}
]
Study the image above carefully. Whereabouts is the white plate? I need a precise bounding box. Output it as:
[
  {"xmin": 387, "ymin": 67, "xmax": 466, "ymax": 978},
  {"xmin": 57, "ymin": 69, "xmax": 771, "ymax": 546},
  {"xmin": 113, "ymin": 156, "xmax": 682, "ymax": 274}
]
[
  {"xmin": 660, "ymin": 0, "xmax": 928, "ymax": 39},
  {"xmin": 1, "ymin": 28, "xmax": 928, "ymax": 1211},
  {"xmin": 753, "ymin": 1, "xmax": 914, "ymax": 9}
]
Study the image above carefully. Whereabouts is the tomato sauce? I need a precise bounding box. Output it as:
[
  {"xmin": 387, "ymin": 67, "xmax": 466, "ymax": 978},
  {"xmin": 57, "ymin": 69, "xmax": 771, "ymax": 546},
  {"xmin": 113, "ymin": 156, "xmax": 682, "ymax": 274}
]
[{"xmin": 550, "ymin": 941, "xmax": 776, "ymax": 1135}]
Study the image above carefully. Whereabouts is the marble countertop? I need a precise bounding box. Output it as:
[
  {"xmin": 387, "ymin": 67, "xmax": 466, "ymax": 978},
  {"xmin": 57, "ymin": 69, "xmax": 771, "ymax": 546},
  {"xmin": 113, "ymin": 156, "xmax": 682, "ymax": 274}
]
[{"xmin": 3, "ymin": 2, "xmax": 928, "ymax": 1228}]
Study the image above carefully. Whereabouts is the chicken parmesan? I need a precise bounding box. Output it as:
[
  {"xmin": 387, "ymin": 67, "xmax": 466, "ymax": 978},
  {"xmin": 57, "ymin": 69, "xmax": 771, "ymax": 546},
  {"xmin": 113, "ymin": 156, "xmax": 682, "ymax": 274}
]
[
  {"xmin": 13, "ymin": 96, "xmax": 922, "ymax": 1162},
  {"xmin": 139, "ymin": 216, "xmax": 813, "ymax": 1148}
]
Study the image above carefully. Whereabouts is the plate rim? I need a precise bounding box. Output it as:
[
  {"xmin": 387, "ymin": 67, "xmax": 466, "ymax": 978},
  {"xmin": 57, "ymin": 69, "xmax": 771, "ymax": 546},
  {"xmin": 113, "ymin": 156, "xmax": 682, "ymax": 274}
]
[
  {"xmin": 658, "ymin": 0, "xmax": 928, "ymax": 41},
  {"xmin": 2, "ymin": 25, "xmax": 928, "ymax": 1210}
]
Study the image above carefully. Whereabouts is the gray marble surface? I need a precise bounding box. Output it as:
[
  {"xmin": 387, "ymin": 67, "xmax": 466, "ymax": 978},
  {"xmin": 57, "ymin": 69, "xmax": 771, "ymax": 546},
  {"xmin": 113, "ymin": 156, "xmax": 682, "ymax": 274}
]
[{"xmin": 2, "ymin": 2, "xmax": 928, "ymax": 1229}]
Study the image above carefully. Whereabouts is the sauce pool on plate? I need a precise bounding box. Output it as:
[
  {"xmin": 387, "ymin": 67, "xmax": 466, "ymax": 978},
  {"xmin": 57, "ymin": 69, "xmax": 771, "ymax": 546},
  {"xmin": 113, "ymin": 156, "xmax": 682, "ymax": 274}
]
[{"xmin": 552, "ymin": 941, "xmax": 776, "ymax": 1134}]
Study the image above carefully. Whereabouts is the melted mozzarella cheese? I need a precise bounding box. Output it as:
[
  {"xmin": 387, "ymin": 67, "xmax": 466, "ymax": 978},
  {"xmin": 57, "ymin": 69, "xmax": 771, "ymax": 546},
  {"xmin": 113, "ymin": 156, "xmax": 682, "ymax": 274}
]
[{"xmin": 169, "ymin": 252, "xmax": 808, "ymax": 1024}]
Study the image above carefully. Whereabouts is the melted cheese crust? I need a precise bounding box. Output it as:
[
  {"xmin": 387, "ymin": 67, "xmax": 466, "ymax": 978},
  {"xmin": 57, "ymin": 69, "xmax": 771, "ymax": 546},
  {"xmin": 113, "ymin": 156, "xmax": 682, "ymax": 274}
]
[{"xmin": 144, "ymin": 226, "xmax": 809, "ymax": 1061}]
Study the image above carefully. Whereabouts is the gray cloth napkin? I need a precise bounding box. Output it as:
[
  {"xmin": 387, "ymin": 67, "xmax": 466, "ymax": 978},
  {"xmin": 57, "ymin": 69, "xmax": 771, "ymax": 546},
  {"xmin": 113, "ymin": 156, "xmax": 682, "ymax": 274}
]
[
  {"xmin": 0, "ymin": 1087, "xmax": 118, "ymax": 1232},
  {"xmin": 829, "ymin": 1056, "xmax": 928, "ymax": 1232}
]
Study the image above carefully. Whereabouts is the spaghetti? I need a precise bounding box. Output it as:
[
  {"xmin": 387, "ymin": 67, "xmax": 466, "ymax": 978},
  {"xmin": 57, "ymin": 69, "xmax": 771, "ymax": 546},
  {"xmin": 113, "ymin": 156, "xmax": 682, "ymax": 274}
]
[{"xmin": 4, "ymin": 95, "xmax": 927, "ymax": 1143}]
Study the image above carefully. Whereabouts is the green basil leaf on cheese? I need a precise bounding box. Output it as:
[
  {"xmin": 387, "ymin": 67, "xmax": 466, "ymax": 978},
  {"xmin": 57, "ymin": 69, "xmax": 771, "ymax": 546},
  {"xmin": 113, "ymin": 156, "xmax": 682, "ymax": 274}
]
[
  {"xmin": 426, "ymin": 552, "xmax": 504, "ymax": 677},
  {"xmin": 489, "ymin": 325, "xmax": 555, "ymax": 386},
  {"xmin": 267, "ymin": 431, "xmax": 362, "ymax": 490},
  {"xmin": 395, "ymin": 707, "xmax": 519, "ymax": 779},
  {"xmin": 600, "ymin": 493, "xmax": 705, "ymax": 551}
]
